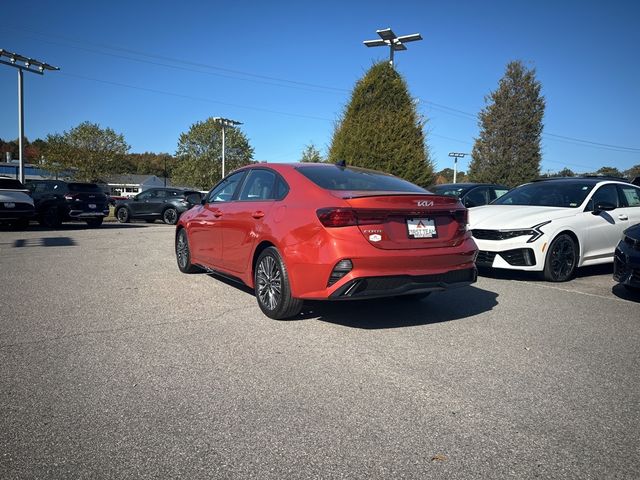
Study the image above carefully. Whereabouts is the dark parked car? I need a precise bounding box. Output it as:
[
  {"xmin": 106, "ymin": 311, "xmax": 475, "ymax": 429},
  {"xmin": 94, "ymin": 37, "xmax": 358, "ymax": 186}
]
[
  {"xmin": 613, "ymin": 223, "xmax": 640, "ymax": 292},
  {"xmin": 0, "ymin": 177, "xmax": 35, "ymax": 229},
  {"xmin": 115, "ymin": 188, "xmax": 202, "ymax": 225},
  {"xmin": 26, "ymin": 180, "xmax": 109, "ymax": 228},
  {"xmin": 430, "ymin": 183, "xmax": 509, "ymax": 208}
]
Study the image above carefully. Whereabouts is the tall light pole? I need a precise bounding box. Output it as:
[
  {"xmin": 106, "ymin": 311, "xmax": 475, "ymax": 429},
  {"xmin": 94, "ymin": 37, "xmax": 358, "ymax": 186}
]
[
  {"xmin": 0, "ymin": 49, "xmax": 59, "ymax": 183},
  {"xmin": 213, "ymin": 117, "xmax": 242, "ymax": 178},
  {"xmin": 363, "ymin": 28, "xmax": 422, "ymax": 68},
  {"xmin": 448, "ymin": 152, "xmax": 469, "ymax": 183}
]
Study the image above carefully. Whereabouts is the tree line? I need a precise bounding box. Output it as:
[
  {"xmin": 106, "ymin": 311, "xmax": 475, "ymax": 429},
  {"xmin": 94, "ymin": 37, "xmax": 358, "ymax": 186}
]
[{"xmin": 4, "ymin": 59, "xmax": 636, "ymax": 191}]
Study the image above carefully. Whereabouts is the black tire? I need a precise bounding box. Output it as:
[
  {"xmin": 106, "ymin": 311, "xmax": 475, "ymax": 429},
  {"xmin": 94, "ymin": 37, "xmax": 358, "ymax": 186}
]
[
  {"xmin": 86, "ymin": 217, "xmax": 103, "ymax": 228},
  {"xmin": 175, "ymin": 228, "xmax": 200, "ymax": 273},
  {"xmin": 163, "ymin": 207, "xmax": 178, "ymax": 225},
  {"xmin": 40, "ymin": 205, "xmax": 62, "ymax": 228},
  {"xmin": 254, "ymin": 247, "xmax": 303, "ymax": 320},
  {"xmin": 542, "ymin": 233, "xmax": 578, "ymax": 282},
  {"xmin": 116, "ymin": 207, "xmax": 130, "ymax": 223}
]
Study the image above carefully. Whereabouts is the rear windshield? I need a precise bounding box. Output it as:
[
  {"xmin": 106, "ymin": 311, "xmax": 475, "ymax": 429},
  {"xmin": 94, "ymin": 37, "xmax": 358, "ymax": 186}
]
[
  {"xmin": 296, "ymin": 165, "xmax": 426, "ymax": 193},
  {"xmin": 0, "ymin": 178, "xmax": 25, "ymax": 189},
  {"xmin": 68, "ymin": 183, "xmax": 103, "ymax": 193}
]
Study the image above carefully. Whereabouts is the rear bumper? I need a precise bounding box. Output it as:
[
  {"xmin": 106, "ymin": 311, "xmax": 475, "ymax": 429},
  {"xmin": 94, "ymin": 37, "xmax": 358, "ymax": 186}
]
[{"xmin": 329, "ymin": 267, "xmax": 476, "ymax": 299}]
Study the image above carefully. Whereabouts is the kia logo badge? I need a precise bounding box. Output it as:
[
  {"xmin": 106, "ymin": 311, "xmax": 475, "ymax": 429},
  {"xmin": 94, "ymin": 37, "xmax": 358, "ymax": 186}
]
[{"xmin": 417, "ymin": 200, "xmax": 434, "ymax": 207}]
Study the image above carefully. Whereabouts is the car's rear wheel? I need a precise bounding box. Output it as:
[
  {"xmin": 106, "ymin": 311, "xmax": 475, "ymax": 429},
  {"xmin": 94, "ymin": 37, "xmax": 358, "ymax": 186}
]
[
  {"xmin": 116, "ymin": 207, "xmax": 130, "ymax": 223},
  {"xmin": 40, "ymin": 206, "xmax": 62, "ymax": 228},
  {"xmin": 255, "ymin": 247, "xmax": 302, "ymax": 320},
  {"xmin": 163, "ymin": 207, "xmax": 178, "ymax": 225},
  {"xmin": 543, "ymin": 233, "xmax": 577, "ymax": 282},
  {"xmin": 86, "ymin": 217, "xmax": 103, "ymax": 228},
  {"xmin": 175, "ymin": 228, "xmax": 200, "ymax": 273}
]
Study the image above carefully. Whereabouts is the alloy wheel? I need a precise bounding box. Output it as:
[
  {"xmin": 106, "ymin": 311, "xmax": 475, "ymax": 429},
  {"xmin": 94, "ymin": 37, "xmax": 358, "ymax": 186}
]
[
  {"xmin": 256, "ymin": 255, "xmax": 282, "ymax": 311},
  {"xmin": 548, "ymin": 236, "xmax": 576, "ymax": 281}
]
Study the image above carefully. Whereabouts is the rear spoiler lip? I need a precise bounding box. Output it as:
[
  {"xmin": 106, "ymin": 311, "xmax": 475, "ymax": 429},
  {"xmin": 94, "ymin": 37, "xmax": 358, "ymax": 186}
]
[{"xmin": 329, "ymin": 190, "xmax": 435, "ymax": 200}]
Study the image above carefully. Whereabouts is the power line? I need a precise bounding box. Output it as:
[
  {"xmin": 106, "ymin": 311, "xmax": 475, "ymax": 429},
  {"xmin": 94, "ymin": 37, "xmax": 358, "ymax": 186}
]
[
  {"xmin": 7, "ymin": 26, "xmax": 640, "ymax": 155},
  {"xmin": 58, "ymin": 72, "xmax": 334, "ymax": 122}
]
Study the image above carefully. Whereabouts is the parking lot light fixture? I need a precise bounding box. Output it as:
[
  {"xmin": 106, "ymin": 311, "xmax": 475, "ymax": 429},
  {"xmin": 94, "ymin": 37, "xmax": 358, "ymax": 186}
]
[
  {"xmin": 448, "ymin": 152, "xmax": 469, "ymax": 183},
  {"xmin": 212, "ymin": 117, "xmax": 242, "ymax": 178},
  {"xmin": 363, "ymin": 28, "xmax": 423, "ymax": 68},
  {"xmin": 0, "ymin": 49, "xmax": 59, "ymax": 184}
]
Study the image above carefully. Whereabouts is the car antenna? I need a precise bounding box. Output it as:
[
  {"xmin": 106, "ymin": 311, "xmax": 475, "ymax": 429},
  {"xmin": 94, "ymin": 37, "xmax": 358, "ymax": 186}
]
[{"xmin": 335, "ymin": 159, "xmax": 347, "ymax": 168}]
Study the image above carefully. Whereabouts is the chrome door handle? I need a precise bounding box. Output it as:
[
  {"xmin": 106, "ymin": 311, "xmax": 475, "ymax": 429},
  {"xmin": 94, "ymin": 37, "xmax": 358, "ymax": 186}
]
[
  {"xmin": 618, "ymin": 214, "xmax": 629, "ymax": 220},
  {"xmin": 252, "ymin": 211, "xmax": 265, "ymax": 219}
]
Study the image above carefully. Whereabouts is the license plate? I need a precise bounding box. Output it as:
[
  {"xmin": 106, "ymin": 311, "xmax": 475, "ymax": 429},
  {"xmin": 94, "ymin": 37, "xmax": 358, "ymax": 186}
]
[
  {"xmin": 88, "ymin": 203, "xmax": 96, "ymax": 209},
  {"xmin": 4, "ymin": 202, "xmax": 16, "ymax": 208},
  {"xmin": 407, "ymin": 218, "xmax": 437, "ymax": 238}
]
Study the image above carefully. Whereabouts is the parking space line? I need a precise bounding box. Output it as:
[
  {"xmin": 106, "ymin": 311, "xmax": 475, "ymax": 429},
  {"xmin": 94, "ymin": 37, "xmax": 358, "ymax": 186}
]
[{"xmin": 520, "ymin": 280, "xmax": 625, "ymax": 303}]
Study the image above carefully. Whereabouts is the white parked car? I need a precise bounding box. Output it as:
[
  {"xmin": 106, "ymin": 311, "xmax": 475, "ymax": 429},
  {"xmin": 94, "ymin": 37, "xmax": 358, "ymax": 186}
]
[
  {"xmin": 0, "ymin": 176, "xmax": 35, "ymax": 229},
  {"xmin": 469, "ymin": 177, "xmax": 640, "ymax": 281}
]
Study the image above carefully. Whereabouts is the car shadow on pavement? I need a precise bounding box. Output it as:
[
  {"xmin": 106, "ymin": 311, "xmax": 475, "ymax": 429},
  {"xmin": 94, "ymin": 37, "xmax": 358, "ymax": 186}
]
[
  {"xmin": 299, "ymin": 286, "xmax": 499, "ymax": 329},
  {"xmin": 11, "ymin": 222, "xmax": 152, "ymax": 232},
  {"xmin": 612, "ymin": 284, "xmax": 640, "ymax": 303},
  {"xmin": 477, "ymin": 263, "xmax": 613, "ymax": 282}
]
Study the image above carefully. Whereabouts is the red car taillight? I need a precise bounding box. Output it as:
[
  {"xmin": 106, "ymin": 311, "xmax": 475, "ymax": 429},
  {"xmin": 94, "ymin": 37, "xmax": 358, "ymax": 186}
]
[
  {"xmin": 316, "ymin": 208, "xmax": 358, "ymax": 227},
  {"xmin": 454, "ymin": 209, "xmax": 468, "ymax": 232},
  {"xmin": 316, "ymin": 208, "xmax": 387, "ymax": 227}
]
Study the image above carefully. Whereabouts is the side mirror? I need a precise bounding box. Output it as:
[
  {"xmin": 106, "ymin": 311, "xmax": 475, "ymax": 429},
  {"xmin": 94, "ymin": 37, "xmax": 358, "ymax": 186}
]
[
  {"xmin": 201, "ymin": 196, "xmax": 207, "ymax": 205},
  {"xmin": 464, "ymin": 198, "xmax": 475, "ymax": 208},
  {"xmin": 592, "ymin": 201, "xmax": 616, "ymax": 215}
]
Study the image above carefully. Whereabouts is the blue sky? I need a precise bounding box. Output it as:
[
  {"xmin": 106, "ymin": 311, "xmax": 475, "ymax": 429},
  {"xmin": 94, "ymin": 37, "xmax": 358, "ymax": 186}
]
[{"xmin": 1, "ymin": 0, "xmax": 639, "ymax": 175}]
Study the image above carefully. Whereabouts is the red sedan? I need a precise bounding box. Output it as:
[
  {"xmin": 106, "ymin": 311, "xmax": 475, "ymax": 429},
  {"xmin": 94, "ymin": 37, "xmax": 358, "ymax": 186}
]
[{"xmin": 175, "ymin": 162, "xmax": 478, "ymax": 319}]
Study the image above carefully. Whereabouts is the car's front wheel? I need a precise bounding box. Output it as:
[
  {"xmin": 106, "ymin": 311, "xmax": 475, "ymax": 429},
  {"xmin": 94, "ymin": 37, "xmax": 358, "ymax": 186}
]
[
  {"xmin": 163, "ymin": 207, "xmax": 178, "ymax": 225},
  {"xmin": 255, "ymin": 247, "xmax": 303, "ymax": 320},
  {"xmin": 543, "ymin": 233, "xmax": 577, "ymax": 282},
  {"xmin": 175, "ymin": 228, "xmax": 200, "ymax": 273},
  {"xmin": 116, "ymin": 207, "xmax": 130, "ymax": 223}
]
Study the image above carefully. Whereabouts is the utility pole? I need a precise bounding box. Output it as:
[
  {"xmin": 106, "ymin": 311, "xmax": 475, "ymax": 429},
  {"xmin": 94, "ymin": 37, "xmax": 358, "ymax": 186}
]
[
  {"xmin": 448, "ymin": 152, "xmax": 468, "ymax": 183},
  {"xmin": 363, "ymin": 28, "xmax": 422, "ymax": 68},
  {"xmin": 0, "ymin": 49, "xmax": 59, "ymax": 184},
  {"xmin": 213, "ymin": 117, "xmax": 242, "ymax": 178}
]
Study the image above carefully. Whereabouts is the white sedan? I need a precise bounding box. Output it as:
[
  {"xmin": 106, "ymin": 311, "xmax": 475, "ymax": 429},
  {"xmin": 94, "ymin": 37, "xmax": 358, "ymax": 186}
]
[{"xmin": 469, "ymin": 177, "xmax": 640, "ymax": 281}]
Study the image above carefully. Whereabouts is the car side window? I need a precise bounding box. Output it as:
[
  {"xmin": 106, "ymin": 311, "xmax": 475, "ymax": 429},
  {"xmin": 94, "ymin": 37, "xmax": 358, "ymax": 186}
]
[
  {"xmin": 155, "ymin": 189, "xmax": 167, "ymax": 199},
  {"xmin": 239, "ymin": 170, "xmax": 276, "ymax": 201},
  {"xmin": 465, "ymin": 188, "xmax": 489, "ymax": 207},
  {"xmin": 207, "ymin": 171, "xmax": 245, "ymax": 203},
  {"xmin": 588, "ymin": 184, "xmax": 620, "ymax": 211},
  {"xmin": 275, "ymin": 176, "xmax": 289, "ymax": 200},
  {"xmin": 493, "ymin": 188, "xmax": 509, "ymax": 200},
  {"xmin": 619, "ymin": 185, "xmax": 640, "ymax": 207},
  {"xmin": 137, "ymin": 190, "xmax": 154, "ymax": 201}
]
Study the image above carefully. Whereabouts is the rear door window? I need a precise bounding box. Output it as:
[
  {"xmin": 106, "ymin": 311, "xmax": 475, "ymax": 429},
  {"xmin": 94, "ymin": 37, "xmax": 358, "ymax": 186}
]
[{"xmin": 239, "ymin": 170, "xmax": 276, "ymax": 201}]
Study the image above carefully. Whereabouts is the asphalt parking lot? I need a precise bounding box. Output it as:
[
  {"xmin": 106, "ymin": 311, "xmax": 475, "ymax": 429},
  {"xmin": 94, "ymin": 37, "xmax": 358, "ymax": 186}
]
[{"xmin": 1, "ymin": 223, "xmax": 639, "ymax": 479}]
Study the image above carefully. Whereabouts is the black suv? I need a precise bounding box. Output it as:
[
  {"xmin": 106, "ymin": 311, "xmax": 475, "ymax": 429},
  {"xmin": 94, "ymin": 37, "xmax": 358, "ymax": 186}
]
[
  {"xmin": 114, "ymin": 188, "xmax": 202, "ymax": 225},
  {"xmin": 26, "ymin": 180, "xmax": 110, "ymax": 228}
]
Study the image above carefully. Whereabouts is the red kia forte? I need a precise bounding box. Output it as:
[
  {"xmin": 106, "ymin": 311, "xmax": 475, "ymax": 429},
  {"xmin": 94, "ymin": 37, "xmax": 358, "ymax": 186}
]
[{"xmin": 175, "ymin": 163, "xmax": 478, "ymax": 319}]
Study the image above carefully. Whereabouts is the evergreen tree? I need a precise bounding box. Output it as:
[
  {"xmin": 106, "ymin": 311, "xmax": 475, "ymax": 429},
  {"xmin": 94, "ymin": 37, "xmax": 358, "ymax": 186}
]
[
  {"xmin": 328, "ymin": 62, "xmax": 433, "ymax": 186},
  {"xmin": 300, "ymin": 143, "xmax": 324, "ymax": 163},
  {"xmin": 469, "ymin": 61, "xmax": 545, "ymax": 187},
  {"xmin": 173, "ymin": 117, "xmax": 254, "ymax": 190}
]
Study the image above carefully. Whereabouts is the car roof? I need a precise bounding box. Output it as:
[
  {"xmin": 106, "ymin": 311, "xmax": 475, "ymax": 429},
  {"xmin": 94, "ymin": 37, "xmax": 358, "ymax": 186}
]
[
  {"xmin": 432, "ymin": 183, "xmax": 508, "ymax": 188},
  {"xmin": 531, "ymin": 176, "xmax": 632, "ymax": 184}
]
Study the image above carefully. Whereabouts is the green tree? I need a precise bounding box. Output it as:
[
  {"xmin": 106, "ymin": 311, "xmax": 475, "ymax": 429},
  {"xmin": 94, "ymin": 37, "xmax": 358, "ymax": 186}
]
[
  {"xmin": 328, "ymin": 62, "xmax": 434, "ymax": 186},
  {"xmin": 300, "ymin": 143, "xmax": 324, "ymax": 163},
  {"xmin": 556, "ymin": 167, "xmax": 575, "ymax": 177},
  {"xmin": 624, "ymin": 164, "xmax": 640, "ymax": 181},
  {"xmin": 594, "ymin": 166, "xmax": 623, "ymax": 178},
  {"xmin": 172, "ymin": 117, "xmax": 254, "ymax": 190},
  {"xmin": 43, "ymin": 122, "xmax": 129, "ymax": 181},
  {"xmin": 469, "ymin": 60, "xmax": 545, "ymax": 187}
]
